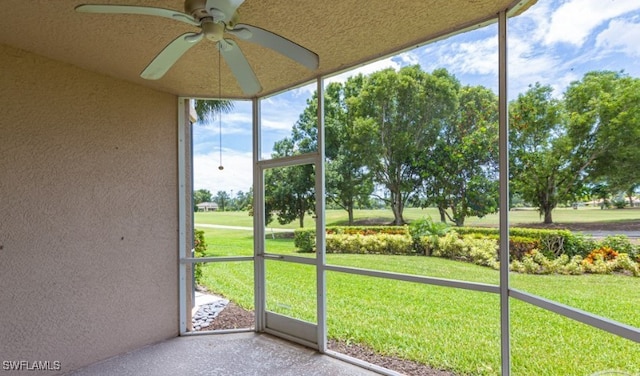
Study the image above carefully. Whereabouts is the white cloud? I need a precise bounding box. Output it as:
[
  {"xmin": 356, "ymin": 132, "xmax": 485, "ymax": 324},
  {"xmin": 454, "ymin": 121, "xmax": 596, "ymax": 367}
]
[
  {"xmin": 194, "ymin": 149, "xmax": 253, "ymax": 193},
  {"xmin": 436, "ymin": 37, "xmax": 498, "ymax": 76},
  {"xmin": 195, "ymin": 102, "xmax": 254, "ymax": 137},
  {"xmin": 261, "ymin": 95, "xmax": 307, "ymax": 131},
  {"xmin": 595, "ymin": 18, "xmax": 640, "ymax": 57},
  {"xmin": 507, "ymin": 35, "xmax": 561, "ymax": 92},
  {"xmin": 395, "ymin": 51, "xmax": 420, "ymax": 66},
  {"xmin": 544, "ymin": 0, "xmax": 640, "ymax": 46},
  {"xmin": 513, "ymin": 0, "xmax": 553, "ymax": 45}
]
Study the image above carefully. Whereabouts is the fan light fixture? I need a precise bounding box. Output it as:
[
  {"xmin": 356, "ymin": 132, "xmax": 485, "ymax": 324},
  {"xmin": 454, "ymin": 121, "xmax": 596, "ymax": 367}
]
[{"xmin": 75, "ymin": 0, "xmax": 319, "ymax": 95}]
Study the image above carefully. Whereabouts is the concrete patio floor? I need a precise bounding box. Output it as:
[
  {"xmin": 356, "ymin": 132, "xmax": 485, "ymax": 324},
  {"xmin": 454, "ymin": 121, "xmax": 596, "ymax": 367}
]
[{"xmin": 68, "ymin": 332, "xmax": 382, "ymax": 376}]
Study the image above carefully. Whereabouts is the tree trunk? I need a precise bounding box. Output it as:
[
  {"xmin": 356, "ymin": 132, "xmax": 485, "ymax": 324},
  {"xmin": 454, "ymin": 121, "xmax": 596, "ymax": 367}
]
[
  {"xmin": 543, "ymin": 208, "xmax": 553, "ymax": 224},
  {"xmin": 391, "ymin": 197, "xmax": 405, "ymax": 225},
  {"xmin": 298, "ymin": 198, "xmax": 305, "ymax": 228},
  {"xmin": 347, "ymin": 206, "xmax": 354, "ymax": 226},
  {"xmin": 438, "ymin": 206, "xmax": 447, "ymax": 223},
  {"xmin": 450, "ymin": 204, "xmax": 465, "ymax": 227}
]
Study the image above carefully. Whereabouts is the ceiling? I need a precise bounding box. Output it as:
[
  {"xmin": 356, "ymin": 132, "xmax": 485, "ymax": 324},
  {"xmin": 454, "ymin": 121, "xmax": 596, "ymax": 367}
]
[{"xmin": 0, "ymin": 0, "xmax": 535, "ymax": 99}]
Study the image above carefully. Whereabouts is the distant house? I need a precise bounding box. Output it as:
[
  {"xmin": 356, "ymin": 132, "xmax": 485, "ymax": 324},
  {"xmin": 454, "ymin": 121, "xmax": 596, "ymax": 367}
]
[{"xmin": 196, "ymin": 202, "xmax": 218, "ymax": 212}]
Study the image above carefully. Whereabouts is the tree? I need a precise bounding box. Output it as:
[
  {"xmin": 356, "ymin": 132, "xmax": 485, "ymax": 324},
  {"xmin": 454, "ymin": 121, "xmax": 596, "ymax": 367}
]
[
  {"xmin": 351, "ymin": 66, "xmax": 459, "ymax": 224},
  {"xmin": 265, "ymin": 79, "xmax": 374, "ymax": 226},
  {"xmin": 509, "ymin": 72, "xmax": 638, "ymax": 224},
  {"xmin": 419, "ymin": 85, "xmax": 499, "ymax": 226},
  {"xmin": 264, "ymin": 137, "xmax": 316, "ymax": 227},
  {"xmin": 567, "ymin": 72, "xmax": 640, "ymax": 204},
  {"xmin": 213, "ymin": 190, "xmax": 231, "ymax": 211},
  {"xmin": 234, "ymin": 188, "xmax": 253, "ymax": 211},
  {"xmin": 290, "ymin": 79, "xmax": 375, "ymax": 225},
  {"xmin": 509, "ymin": 83, "xmax": 569, "ymax": 224},
  {"xmin": 194, "ymin": 189, "xmax": 212, "ymax": 204},
  {"xmin": 326, "ymin": 78, "xmax": 376, "ymax": 225}
]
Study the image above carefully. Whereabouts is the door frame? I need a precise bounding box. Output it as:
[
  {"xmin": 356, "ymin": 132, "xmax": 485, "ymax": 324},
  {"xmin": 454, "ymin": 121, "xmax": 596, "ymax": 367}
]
[{"xmin": 252, "ymin": 79, "xmax": 327, "ymax": 350}]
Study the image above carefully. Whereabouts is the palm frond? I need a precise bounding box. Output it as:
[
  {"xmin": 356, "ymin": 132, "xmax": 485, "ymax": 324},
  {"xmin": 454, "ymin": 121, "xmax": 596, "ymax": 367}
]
[{"xmin": 194, "ymin": 100, "xmax": 234, "ymax": 123}]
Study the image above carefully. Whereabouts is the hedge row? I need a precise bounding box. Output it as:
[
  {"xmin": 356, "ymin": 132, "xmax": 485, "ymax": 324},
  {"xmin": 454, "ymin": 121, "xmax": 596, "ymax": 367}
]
[
  {"xmin": 293, "ymin": 226, "xmax": 639, "ymax": 276},
  {"xmin": 456, "ymin": 227, "xmax": 584, "ymax": 258},
  {"xmin": 294, "ymin": 225, "xmax": 638, "ymax": 261},
  {"xmin": 326, "ymin": 233, "xmax": 414, "ymax": 255},
  {"xmin": 295, "ymin": 226, "xmax": 588, "ymax": 257},
  {"xmin": 295, "ymin": 226, "xmax": 410, "ymax": 253},
  {"xmin": 423, "ymin": 231, "xmax": 639, "ymax": 276},
  {"xmin": 294, "ymin": 227, "xmax": 413, "ymax": 254},
  {"xmin": 326, "ymin": 226, "xmax": 409, "ymax": 236}
]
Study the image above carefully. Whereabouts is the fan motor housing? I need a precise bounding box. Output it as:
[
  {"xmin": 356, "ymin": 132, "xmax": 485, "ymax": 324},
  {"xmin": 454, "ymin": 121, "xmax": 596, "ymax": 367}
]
[
  {"xmin": 202, "ymin": 20, "xmax": 225, "ymax": 41},
  {"xmin": 184, "ymin": 0, "xmax": 208, "ymax": 21}
]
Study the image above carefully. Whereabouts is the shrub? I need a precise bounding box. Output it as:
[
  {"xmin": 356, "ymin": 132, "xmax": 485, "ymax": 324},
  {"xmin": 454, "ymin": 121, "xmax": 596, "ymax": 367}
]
[
  {"xmin": 582, "ymin": 246, "xmax": 619, "ymax": 265},
  {"xmin": 598, "ymin": 235, "xmax": 638, "ymax": 260},
  {"xmin": 615, "ymin": 253, "xmax": 640, "ymax": 277},
  {"xmin": 466, "ymin": 237, "xmax": 500, "ymax": 269},
  {"xmin": 580, "ymin": 246, "xmax": 640, "ymax": 276},
  {"xmin": 582, "ymin": 253, "xmax": 616, "ymax": 274},
  {"xmin": 562, "ymin": 233, "xmax": 597, "ymax": 258},
  {"xmin": 429, "ymin": 231, "xmax": 465, "ymax": 259},
  {"xmin": 510, "ymin": 250, "xmax": 585, "ymax": 275},
  {"xmin": 409, "ymin": 217, "xmax": 450, "ymax": 255},
  {"xmin": 428, "ymin": 232, "xmax": 499, "ymax": 269},
  {"xmin": 455, "ymin": 227, "xmax": 578, "ymax": 258},
  {"xmin": 194, "ymin": 229, "xmax": 207, "ymax": 284},
  {"xmin": 508, "ymin": 236, "xmax": 540, "ymax": 261},
  {"xmin": 294, "ymin": 226, "xmax": 410, "ymax": 253},
  {"xmin": 612, "ymin": 198, "xmax": 628, "ymax": 209},
  {"xmin": 326, "ymin": 233, "xmax": 414, "ymax": 255},
  {"xmin": 294, "ymin": 229, "xmax": 315, "ymax": 252}
]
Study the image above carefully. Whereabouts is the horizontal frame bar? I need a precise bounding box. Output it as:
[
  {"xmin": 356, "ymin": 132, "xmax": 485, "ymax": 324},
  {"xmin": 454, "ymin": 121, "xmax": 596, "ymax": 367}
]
[
  {"xmin": 264, "ymin": 253, "xmax": 317, "ymax": 265},
  {"xmin": 181, "ymin": 328, "xmax": 254, "ymax": 336},
  {"xmin": 325, "ymin": 264, "xmax": 500, "ymax": 294},
  {"xmin": 510, "ymin": 289, "xmax": 640, "ymax": 343},
  {"xmin": 181, "ymin": 256, "xmax": 254, "ymax": 264},
  {"xmin": 263, "ymin": 328, "xmax": 319, "ymax": 350},
  {"xmin": 265, "ymin": 312, "xmax": 317, "ymax": 345},
  {"xmin": 257, "ymin": 152, "xmax": 318, "ymax": 169}
]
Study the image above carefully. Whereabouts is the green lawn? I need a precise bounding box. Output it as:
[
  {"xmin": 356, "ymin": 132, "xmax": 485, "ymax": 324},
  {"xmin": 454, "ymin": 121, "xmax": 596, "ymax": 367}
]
[
  {"xmin": 196, "ymin": 206, "xmax": 640, "ymax": 229},
  {"xmin": 195, "ymin": 210, "xmax": 640, "ymax": 375}
]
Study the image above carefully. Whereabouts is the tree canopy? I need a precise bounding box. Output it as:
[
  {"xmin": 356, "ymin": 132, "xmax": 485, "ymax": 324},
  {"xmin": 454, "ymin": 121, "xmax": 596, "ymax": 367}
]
[
  {"xmin": 509, "ymin": 72, "xmax": 640, "ymax": 223},
  {"xmin": 258, "ymin": 68, "xmax": 638, "ymax": 226}
]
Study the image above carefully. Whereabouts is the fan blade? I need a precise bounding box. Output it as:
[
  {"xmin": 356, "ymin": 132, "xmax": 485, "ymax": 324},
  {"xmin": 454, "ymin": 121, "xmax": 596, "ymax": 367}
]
[
  {"xmin": 205, "ymin": 0, "xmax": 245, "ymax": 24},
  {"xmin": 227, "ymin": 24, "xmax": 319, "ymax": 70},
  {"xmin": 75, "ymin": 4, "xmax": 199, "ymax": 26},
  {"xmin": 141, "ymin": 33, "xmax": 204, "ymax": 80},
  {"xmin": 218, "ymin": 39, "xmax": 261, "ymax": 95}
]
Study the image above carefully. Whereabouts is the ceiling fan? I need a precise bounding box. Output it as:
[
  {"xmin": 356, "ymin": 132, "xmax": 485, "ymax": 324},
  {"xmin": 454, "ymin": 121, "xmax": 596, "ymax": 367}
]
[{"xmin": 75, "ymin": 0, "xmax": 319, "ymax": 95}]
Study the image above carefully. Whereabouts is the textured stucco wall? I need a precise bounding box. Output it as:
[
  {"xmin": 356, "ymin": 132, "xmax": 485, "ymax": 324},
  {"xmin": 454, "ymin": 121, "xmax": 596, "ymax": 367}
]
[{"xmin": 0, "ymin": 44, "xmax": 179, "ymax": 374}]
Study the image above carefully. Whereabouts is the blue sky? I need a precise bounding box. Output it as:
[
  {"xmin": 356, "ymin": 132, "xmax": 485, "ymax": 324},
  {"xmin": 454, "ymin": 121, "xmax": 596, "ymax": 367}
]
[{"xmin": 193, "ymin": 0, "xmax": 640, "ymax": 195}]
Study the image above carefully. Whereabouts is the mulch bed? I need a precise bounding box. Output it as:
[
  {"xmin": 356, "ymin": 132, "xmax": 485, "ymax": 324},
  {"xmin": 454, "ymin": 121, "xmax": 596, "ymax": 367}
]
[
  {"xmin": 199, "ymin": 302, "xmax": 255, "ymax": 330},
  {"xmin": 199, "ymin": 302, "xmax": 455, "ymax": 375},
  {"xmin": 328, "ymin": 339, "xmax": 455, "ymax": 376}
]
